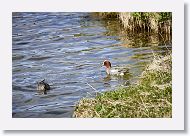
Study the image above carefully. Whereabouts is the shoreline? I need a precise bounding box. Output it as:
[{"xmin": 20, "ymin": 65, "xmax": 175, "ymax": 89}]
[{"xmin": 73, "ymin": 53, "xmax": 172, "ymax": 118}]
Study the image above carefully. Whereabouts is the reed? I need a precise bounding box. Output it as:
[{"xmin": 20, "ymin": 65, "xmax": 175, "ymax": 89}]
[{"xmin": 93, "ymin": 12, "xmax": 172, "ymax": 35}]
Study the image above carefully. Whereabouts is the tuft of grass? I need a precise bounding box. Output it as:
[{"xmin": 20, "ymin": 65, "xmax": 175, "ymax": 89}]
[{"xmin": 73, "ymin": 54, "xmax": 172, "ymax": 118}]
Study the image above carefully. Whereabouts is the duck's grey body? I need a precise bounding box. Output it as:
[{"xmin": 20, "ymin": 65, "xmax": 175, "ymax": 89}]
[{"xmin": 108, "ymin": 67, "xmax": 129, "ymax": 76}]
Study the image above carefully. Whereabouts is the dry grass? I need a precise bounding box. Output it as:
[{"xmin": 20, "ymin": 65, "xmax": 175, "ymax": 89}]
[
  {"xmin": 93, "ymin": 12, "xmax": 172, "ymax": 34},
  {"xmin": 119, "ymin": 12, "xmax": 159, "ymax": 32}
]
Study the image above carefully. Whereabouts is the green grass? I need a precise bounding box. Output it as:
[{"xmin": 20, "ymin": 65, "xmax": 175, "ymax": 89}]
[{"xmin": 73, "ymin": 54, "xmax": 172, "ymax": 118}]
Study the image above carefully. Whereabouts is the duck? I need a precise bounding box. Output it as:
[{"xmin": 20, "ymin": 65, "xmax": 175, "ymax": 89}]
[
  {"xmin": 102, "ymin": 60, "xmax": 129, "ymax": 76},
  {"xmin": 37, "ymin": 79, "xmax": 50, "ymax": 94}
]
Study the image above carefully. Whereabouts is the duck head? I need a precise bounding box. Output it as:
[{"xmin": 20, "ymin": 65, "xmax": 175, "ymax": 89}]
[
  {"xmin": 102, "ymin": 60, "xmax": 111, "ymax": 75},
  {"xmin": 102, "ymin": 60, "xmax": 111, "ymax": 68}
]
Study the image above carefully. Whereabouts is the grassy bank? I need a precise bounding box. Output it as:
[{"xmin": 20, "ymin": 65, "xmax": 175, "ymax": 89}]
[
  {"xmin": 93, "ymin": 12, "xmax": 172, "ymax": 35},
  {"xmin": 73, "ymin": 54, "xmax": 172, "ymax": 118}
]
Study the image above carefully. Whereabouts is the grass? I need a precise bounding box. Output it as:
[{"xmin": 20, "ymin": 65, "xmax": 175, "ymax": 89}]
[{"xmin": 73, "ymin": 54, "xmax": 172, "ymax": 118}]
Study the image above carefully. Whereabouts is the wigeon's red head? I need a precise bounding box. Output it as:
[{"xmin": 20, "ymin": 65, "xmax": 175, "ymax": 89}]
[{"xmin": 102, "ymin": 60, "xmax": 111, "ymax": 68}]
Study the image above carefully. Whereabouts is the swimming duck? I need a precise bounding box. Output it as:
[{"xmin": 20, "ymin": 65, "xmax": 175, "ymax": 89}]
[
  {"xmin": 102, "ymin": 60, "xmax": 129, "ymax": 76},
  {"xmin": 37, "ymin": 79, "xmax": 50, "ymax": 94}
]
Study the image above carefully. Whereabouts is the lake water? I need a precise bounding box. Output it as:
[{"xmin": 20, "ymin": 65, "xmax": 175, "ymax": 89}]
[{"xmin": 12, "ymin": 12, "xmax": 171, "ymax": 118}]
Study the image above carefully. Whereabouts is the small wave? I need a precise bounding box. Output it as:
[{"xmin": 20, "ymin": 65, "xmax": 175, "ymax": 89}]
[{"xmin": 27, "ymin": 56, "xmax": 51, "ymax": 61}]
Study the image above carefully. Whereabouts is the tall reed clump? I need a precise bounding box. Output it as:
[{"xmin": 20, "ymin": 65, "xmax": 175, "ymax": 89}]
[
  {"xmin": 73, "ymin": 54, "xmax": 172, "ymax": 118},
  {"xmin": 93, "ymin": 12, "xmax": 172, "ymax": 35},
  {"xmin": 119, "ymin": 12, "xmax": 172, "ymax": 34}
]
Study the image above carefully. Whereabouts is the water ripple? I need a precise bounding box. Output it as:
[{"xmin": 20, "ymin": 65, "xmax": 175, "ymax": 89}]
[{"xmin": 12, "ymin": 12, "xmax": 171, "ymax": 118}]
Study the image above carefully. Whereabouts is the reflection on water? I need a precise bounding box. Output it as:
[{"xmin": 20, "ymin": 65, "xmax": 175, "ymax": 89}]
[
  {"xmin": 102, "ymin": 18, "xmax": 172, "ymax": 48},
  {"xmin": 12, "ymin": 12, "xmax": 171, "ymax": 118}
]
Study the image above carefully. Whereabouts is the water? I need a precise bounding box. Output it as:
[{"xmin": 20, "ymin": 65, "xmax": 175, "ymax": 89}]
[{"xmin": 12, "ymin": 12, "xmax": 171, "ymax": 118}]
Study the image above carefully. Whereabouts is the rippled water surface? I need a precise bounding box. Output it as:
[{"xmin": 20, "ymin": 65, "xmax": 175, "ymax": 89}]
[{"xmin": 12, "ymin": 12, "xmax": 171, "ymax": 118}]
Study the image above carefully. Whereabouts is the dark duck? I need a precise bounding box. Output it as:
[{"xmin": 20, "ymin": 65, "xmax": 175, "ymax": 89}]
[{"xmin": 37, "ymin": 79, "xmax": 50, "ymax": 94}]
